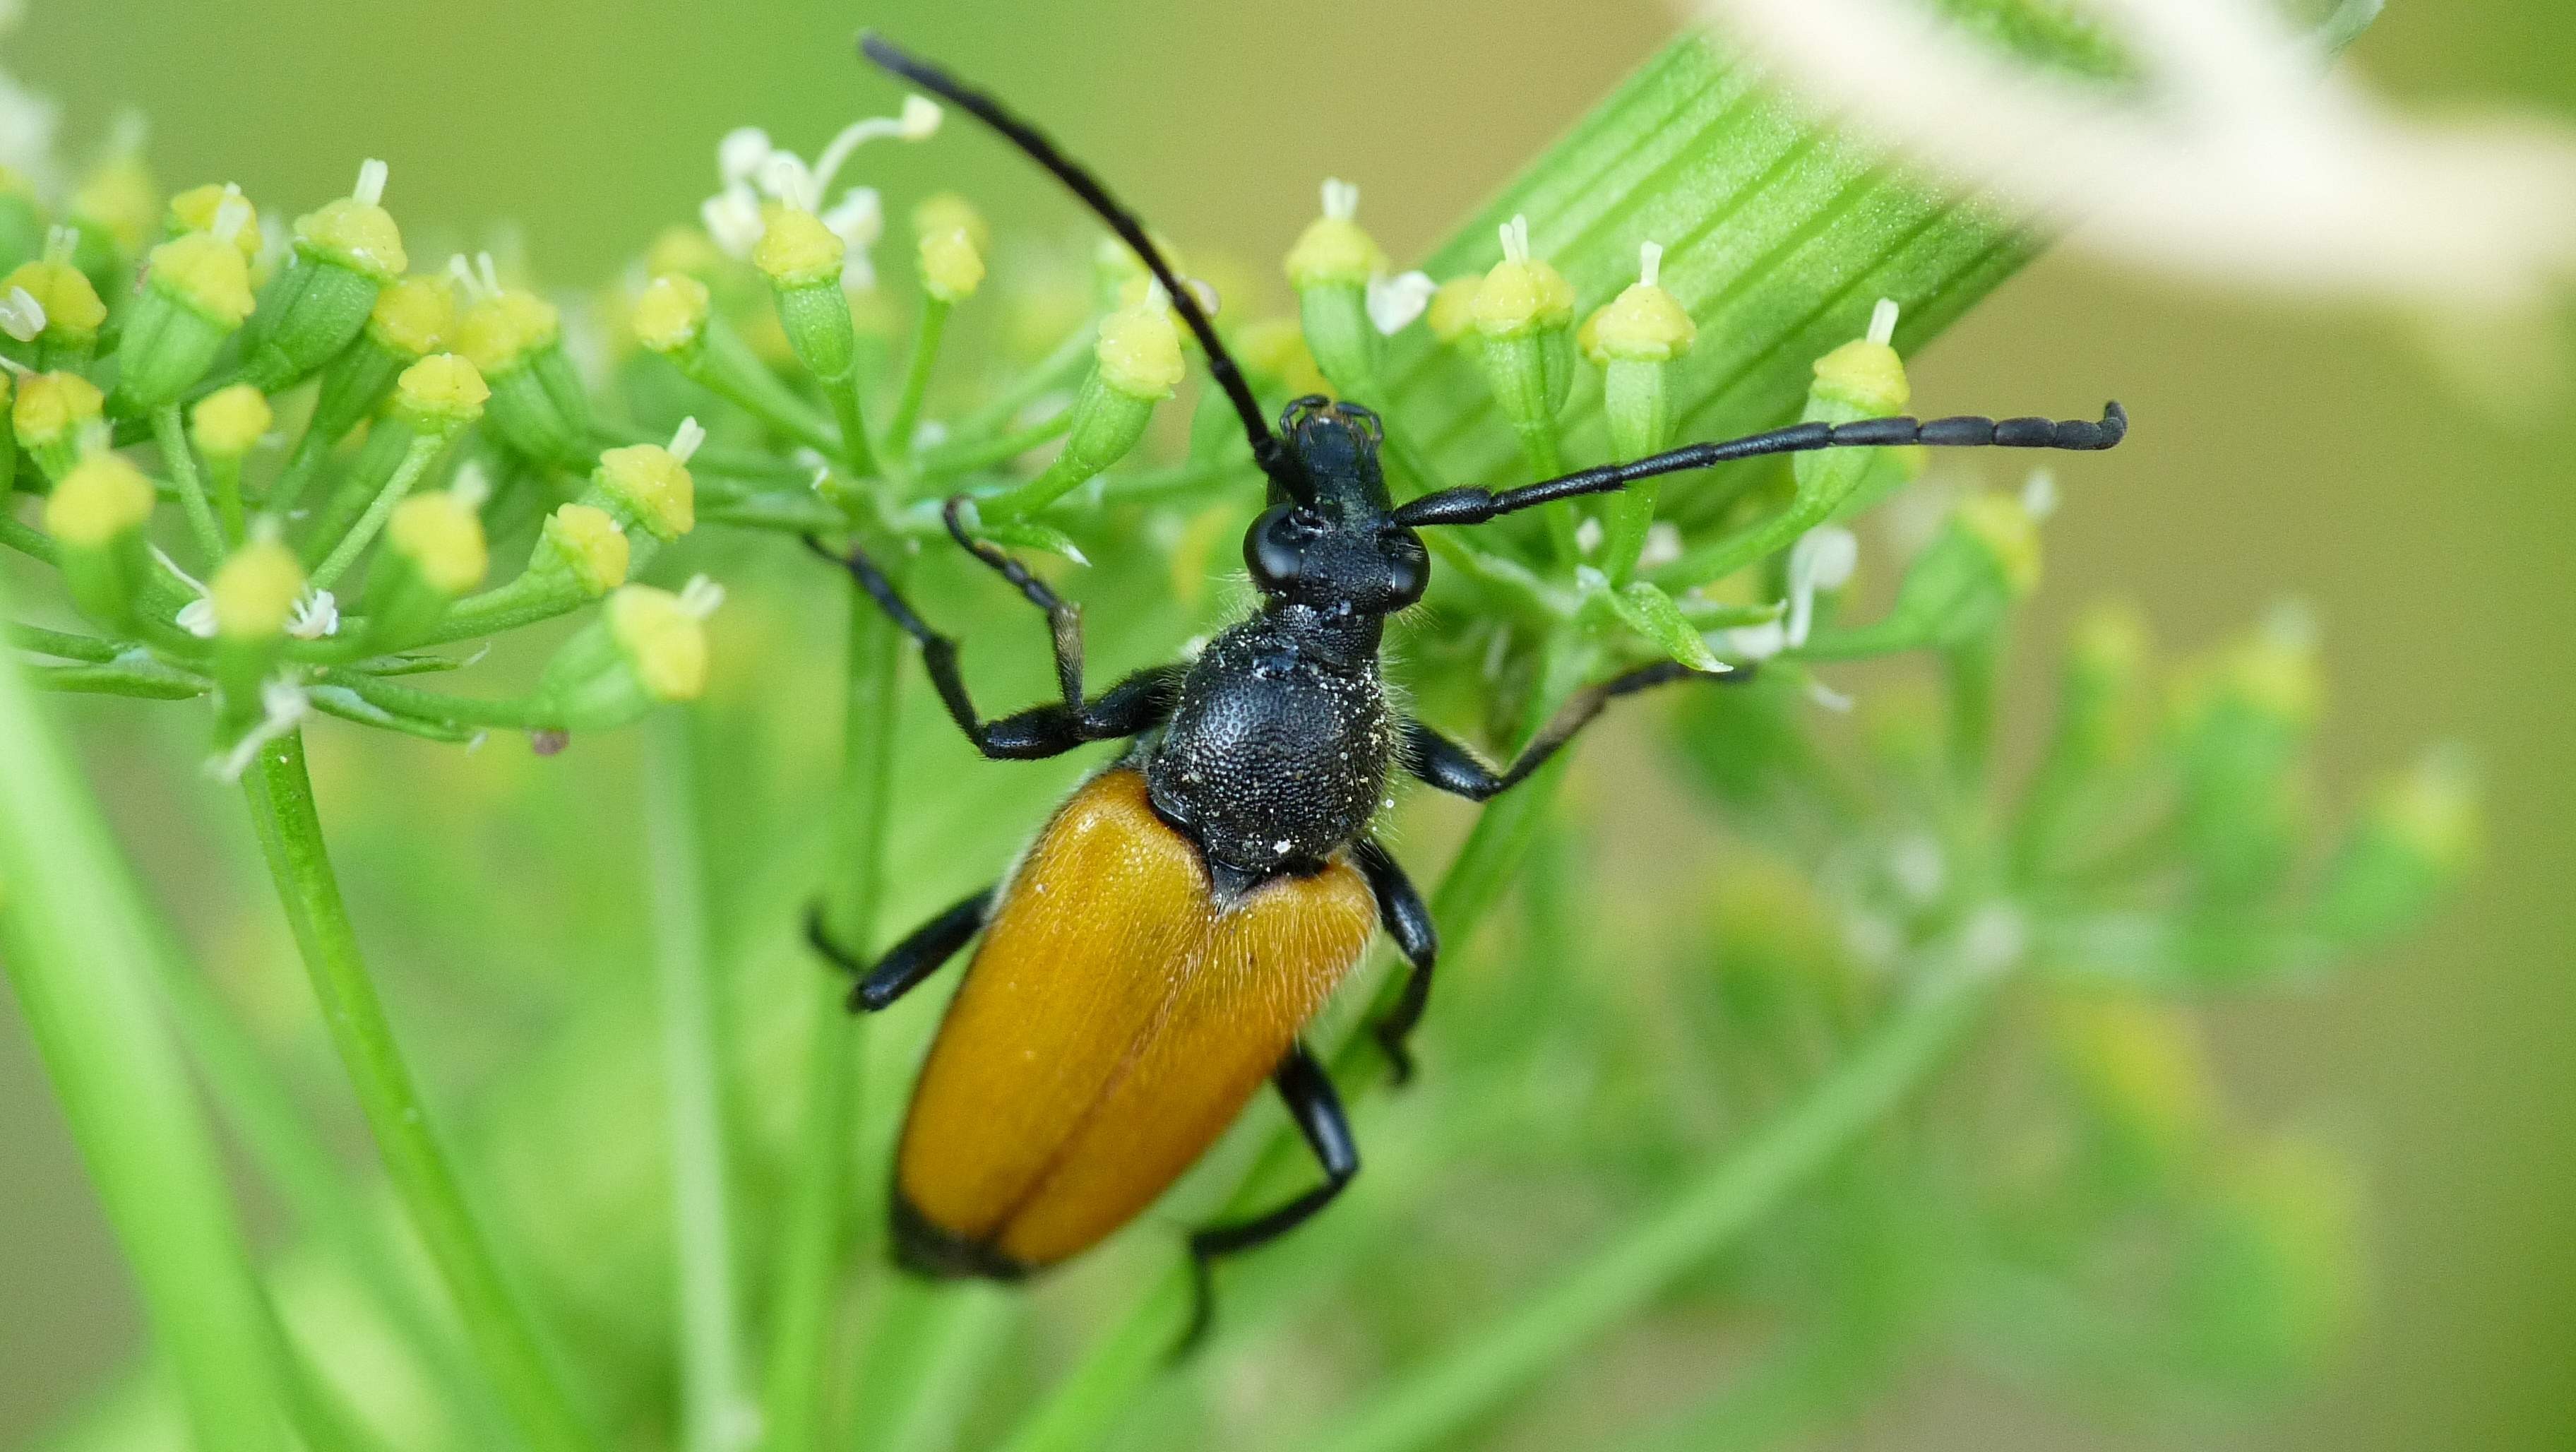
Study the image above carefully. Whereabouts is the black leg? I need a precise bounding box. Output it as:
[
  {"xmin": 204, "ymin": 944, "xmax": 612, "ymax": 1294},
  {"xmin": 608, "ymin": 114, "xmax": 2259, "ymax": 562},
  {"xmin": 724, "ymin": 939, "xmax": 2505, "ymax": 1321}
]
[
  {"xmin": 1180, "ymin": 1045, "xmax": 1357, "ymax": 1353},
  {"xmin": 1353, "ymin": 839, "xmax": 1436, "ymax": 1085},
  {"xmin": 807, "ymin": 888, "xmax": 992, "ymax": 1012},
  {"xmin": 804, "ymin": 513, "xmax": 1183, "ymax": 760},
  {"xmin": 1401, "ymin": 661, "xmax": 1758, "ymax": 802}
]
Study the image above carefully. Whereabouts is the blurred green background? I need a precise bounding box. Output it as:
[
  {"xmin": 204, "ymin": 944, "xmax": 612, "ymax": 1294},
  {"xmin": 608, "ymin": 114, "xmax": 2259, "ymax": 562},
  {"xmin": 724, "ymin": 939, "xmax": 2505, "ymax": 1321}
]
[{"xmin": 1, "ymin": 1, "xmax": 2568, "ymax": 1448}]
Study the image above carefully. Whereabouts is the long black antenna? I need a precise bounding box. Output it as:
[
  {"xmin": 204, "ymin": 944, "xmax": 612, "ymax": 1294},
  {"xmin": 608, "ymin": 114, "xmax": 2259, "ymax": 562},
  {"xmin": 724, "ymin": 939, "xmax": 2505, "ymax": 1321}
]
[
  {"xmin": 860, "ymin": 32, "xmax": 1305, "ymax": 501},
  {"xmin": 1393, "ymin": 403, "xmax": 2128, "ymax": 527}
]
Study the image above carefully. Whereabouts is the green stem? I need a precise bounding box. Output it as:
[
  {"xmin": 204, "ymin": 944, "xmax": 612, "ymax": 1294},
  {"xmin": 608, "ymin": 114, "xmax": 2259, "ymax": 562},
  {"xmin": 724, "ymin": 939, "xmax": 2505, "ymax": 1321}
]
[
  {"xmin": 208, "ymin": 454, "xmax": 249, "ymax": 544},
  {"xmin": 20, "ymin": 658, "xmax": 210, "ymax": 698},
  {"xmin": 648, "ymin": 713, "xmax": 756, "ymax": 1452},
  {"xmin": 1296, "ymin": 953, "xmax": 2005, "ymax": 1452},
  {"xmin": 311, "ymin": 434, "xmax": 445, "ymax": 590},
  {"xmin": 153, "ymin": 405, "xmax": 227, "ymax": 562},
  {"xmin": 322, "ymin": 669, "xmax": 564, "ymax": 732},
  {"xmin": 839, "ymin": 1278, "xmax": 1018, "ymax": 1452},
  {"xmin": 888, "ymin": 297, "xmax": 951, "ymax": 458},
  {"xmin": 0, "ymin": 613, "xmax": 292, "ymax": 1452},
  {"xmin": 681, "ymin": 316, "xmax": 843, "ymax": 457},
  {"xmin": 822, "ymin": 374, "xmax": 883, "ymax": 481},
  {"xmin": 954, "ymin": 320, "xmax": 1095, "ymax": 440},
  {"xmin": 6, "ymin": 621, "xmax": 122, "ymax": 660},
  {"xmin": 136, "ymin": 912, "xmax": 518, "ymax": 1449},
  {"xmin": 0, "ymin": 506, "xmax": 59, "ymax": 563},
  {"xmin": 242, "ymin": 728, "xmax": 600, "ymax": 1452},
  {"xmin": 761, "ymin": 564, "xmax": 906, "ymax": 1452},
  {"xmin": 267, "ymin": 426, "xmax": 332, "ymax": 518}
]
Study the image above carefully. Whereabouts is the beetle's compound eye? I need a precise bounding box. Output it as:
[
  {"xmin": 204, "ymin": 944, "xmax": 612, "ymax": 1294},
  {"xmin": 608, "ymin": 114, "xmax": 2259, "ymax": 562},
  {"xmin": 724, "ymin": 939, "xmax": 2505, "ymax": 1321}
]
[
  {"xmin": 1246, "ymin": 504, "xmax": 1317, "ymax": 594},
  {"xmin": 1380, "ymin": 526, "xmax": 1429, "ymax": 609}
]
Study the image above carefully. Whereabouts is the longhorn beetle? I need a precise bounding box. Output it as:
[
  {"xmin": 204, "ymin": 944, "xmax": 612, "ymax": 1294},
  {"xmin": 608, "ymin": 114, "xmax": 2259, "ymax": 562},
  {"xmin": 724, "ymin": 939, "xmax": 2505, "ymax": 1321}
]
[{"xmin": 810, "ymin": 32, "xmax": 2130, "ymax": 1343}]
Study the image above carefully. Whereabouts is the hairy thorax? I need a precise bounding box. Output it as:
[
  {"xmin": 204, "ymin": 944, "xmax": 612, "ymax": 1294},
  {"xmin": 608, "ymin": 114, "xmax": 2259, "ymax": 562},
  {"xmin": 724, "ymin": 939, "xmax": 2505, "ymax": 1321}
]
[{"xmin": 1145, "ymin": 605, "xmax": 1395, "ymax": 881}]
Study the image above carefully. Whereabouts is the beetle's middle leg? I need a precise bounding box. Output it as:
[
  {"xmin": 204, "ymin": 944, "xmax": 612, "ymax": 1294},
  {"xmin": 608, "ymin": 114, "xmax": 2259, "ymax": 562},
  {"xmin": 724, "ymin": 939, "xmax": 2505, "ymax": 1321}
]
[
  {"xmin": 805, "ymin": 506, "xmax": 1182, "ymax": 760},
  {"xmin": 1180, "ymin": 1044, "xmax": 1357, "ymax": 1353},
  {"xmin": 1353, "ymin": 838, "xmax": 1437, "ymax": 1085},
  {"xmin": 809, "ymin": 886, "xmax": 993, "ymax": 1013},
  {"xmin": 1399, "ymin": 660, "xmax": 1760, "ymax": 802}
]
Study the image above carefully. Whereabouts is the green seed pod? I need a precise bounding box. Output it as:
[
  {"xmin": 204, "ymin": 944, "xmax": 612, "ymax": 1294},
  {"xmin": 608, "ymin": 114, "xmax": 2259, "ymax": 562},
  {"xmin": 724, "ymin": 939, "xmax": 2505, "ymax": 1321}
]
[
  {"xmin": 523, "ymin": 502, "xmax": 631, "ymax": 600},
  {"xmin": 2310, "ymin": 746, "xmax": 2480, "ymax": 950},
  {"xmin": 1286, "ymin": 179, "xmax": 1390, "ymax": 396},
  {"xmin": 536, "ymin": 581, "xmax": 717, "ymax": 731},
  {"xmin": 2172, "ymin": 606, "xmax": 2322, "ymax": 915},
  {"xmin": 1879, "ymin": 490, "xmax": 2042, "ymax": 650},
  {"xmin": 114, "ymin": 228, "xmax": 259, "ymax": 411},
  {"xmin": 13, "ymin": 371, "xmax": 105, "ymax": 483},
  {"xmin": 44, "ymin": 452, "xmax": 157, "ymax": 630},
  {"xmin": 363, "ymin": 488, "xmax": 489, "ymax": 649},
  {"xmin": 307, "ymin": 275, "xmax": 455, "ymax": 446},
  {"xmin": 208, "ymin": 533, "xmax": 306, "ymax": 701},
  {"xmin": 240, "ymin": 161, "xmax": 407, "ymax": 393},
  {"xmin": 984, "ymin": 297, "xmax": 1182, "ymax": 520},
  {"xmin": 455, "ymin": 278, "xmax": 588, "ymax": 468},
  {"xmin": 756, "ymin": 203, "xmax": 858, "ymax": 383},
  {"xmin": 576, "ymin": 421, "xmax": 700, "ymax": 571},
  {"xmin": 2, "ymin": 239, "xmax": 108, "ymax": 371},
  {"xmin": 1472, "ymin": 215, "xmax": 1576, "ymax": 425}
]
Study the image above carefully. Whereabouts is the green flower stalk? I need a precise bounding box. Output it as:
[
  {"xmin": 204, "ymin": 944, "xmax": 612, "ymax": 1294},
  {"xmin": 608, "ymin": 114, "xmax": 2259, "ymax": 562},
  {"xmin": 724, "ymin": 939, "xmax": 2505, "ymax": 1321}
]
[
  {"xmin": 241, "ymin": 160, "xmax": 408, "ymax": 392},
  {"xmin": 13, "ymin": 369, "xmax": 105, "ymax": 482},
  {"xmin": 980, "ymin": 292, "xmax": 1183, "ymax": 521},
  {"xmin": 114, "ymin": 190, "xmax": 260, "ymax": 412},
  {"xmin": 1, "ymin": 227, "xmax": 107, "ymax": 370},
  {"xmin": 890, "ymin": 194, "xmax": 987, "ymax": 451},
  {"xmin": 189, "ymin": 382, "xmax": 271, "ymax": 542},
  {"xmin": 535, "ymin": 578, "xmax": 720, "ymax": 730},
  {"xmin": 306, "ymin": 352, "xmax": 487, "ymax": 586}
]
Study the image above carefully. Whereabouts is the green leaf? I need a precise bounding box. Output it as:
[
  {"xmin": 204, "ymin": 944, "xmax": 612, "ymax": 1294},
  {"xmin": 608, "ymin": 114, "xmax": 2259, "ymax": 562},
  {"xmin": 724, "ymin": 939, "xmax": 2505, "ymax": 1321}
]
[
  {"xmin": 976, "ymin": 518, "xmax": 1092, "ymax": 567},
  {"xmin": 1597, "ymin": 577, "xmax": 1726, "ymax": 672},
  {"xmin": 0, "ymin": 585, "xmax": 294, "ymax": 1452}
]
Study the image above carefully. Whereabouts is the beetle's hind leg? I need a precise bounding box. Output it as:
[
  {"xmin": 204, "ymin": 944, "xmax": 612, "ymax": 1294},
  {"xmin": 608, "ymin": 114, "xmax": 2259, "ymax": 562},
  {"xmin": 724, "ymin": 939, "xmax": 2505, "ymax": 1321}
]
[
  {"xmin": 808, "ymin": 886, "xmax": 992, "ymax": 1012},
  {"xmin": 1179, "ymin": 1044, "xmax": 1358, "ymax": 1355},
  {"xmin": 804, "ymin": 525, "xmax": 1183, "ymax": 761},
  {"xmin": 1354, "ymin": 839, "xmax": 1437, "ymax": 1085}
]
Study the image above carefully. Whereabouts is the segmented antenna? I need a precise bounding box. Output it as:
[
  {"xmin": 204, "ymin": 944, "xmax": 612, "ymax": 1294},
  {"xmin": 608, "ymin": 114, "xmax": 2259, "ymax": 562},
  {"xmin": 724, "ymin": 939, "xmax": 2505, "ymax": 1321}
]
[{"xmin": 859, "ymin": 32, "xmax": 1307, "ymax": 502}]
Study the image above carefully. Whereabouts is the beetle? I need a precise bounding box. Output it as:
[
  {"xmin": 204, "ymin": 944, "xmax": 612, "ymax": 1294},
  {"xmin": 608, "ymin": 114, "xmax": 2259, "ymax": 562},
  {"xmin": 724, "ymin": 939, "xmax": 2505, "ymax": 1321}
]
[{"xmin": 809, "ymin": 33, "xmax": 2129, "ymax": 1340}]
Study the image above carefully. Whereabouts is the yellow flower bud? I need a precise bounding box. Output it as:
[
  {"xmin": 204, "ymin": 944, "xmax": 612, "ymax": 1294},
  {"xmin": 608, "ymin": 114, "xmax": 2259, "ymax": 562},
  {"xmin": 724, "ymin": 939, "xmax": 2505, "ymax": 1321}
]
[
  {"xmin": 44, "ymin": 452, "xmax": 155, "ymax": 547},
  {"xmin": 1095, "ymin": 297, "xmax": 1186, "ymax": 400},
  {"xmin": 607, "ymin": 585, "xmax": 710, "ymax": 701},
  {"xmin": 366, "ymin": 276, "xmax": 455, "ymax": 357},
  {"xmin": 592, "ymin": 443, "xmax": 696, "ymax": 540},
  {"xmin": 1426, "ymin": 275, "xmax": 1481, "ymax": 345},
  {"xmin": 210, "ymin": 538, "xmax": 306, "ymax": 641},
  {"xmin": 190, "ymin": 383, "xmax": 273, "ymax": 458},
  {"xmin": 1236, "ymin": 316, "xmax": 1332, "ymax": 397},
  {"xmin": 393, "ymin": 352, "xmax": 489, "ymax": 432},
  {"xmin": 72, "ymin": 153, "xmax": 157, "ymax": 254},
  {"xmin": 294, "ymin": 195, "xmax": 407, "ymax": 283},
  {"xmin": 539, "ymin": 504, "xmax": 631, "ymax": 596},
  {"xmin": 455, "ymin": 290, "xmax": 561, "ymax": 376},
  {"xmin": 1812, "ymin": 338, "xmax": 1910, "ymax": 417},
  {"xmin": 1955, "ymin": 492, "xmax": 2042, "ymax": 599},
  {"xmin": 647, "ymin": 225, "xmax": 725, "ymax": 280},
  {"xmin": 146, "ymin": 232, "xmax": 257, "ymax": 327},
  {"xmin": 753, "ymin": 204, "xmax": 845, "ymax": 289},
  {"xmin": 167, "ymin": 184, "xmax": 263, "ymax": 265},
  {"xmin": 912, "ymin": 192, "xmax": 991, "ymax": 255},
  {"xmin": 13, "ymin": 371, "xmax": 105, "ymax": 448},
  {"xmin": 386, "ymin": 492, "xmax": 490, "ymax": 596},
  {"xmin": 1589, "ymin": 279, "xmax": 1695, "ymax": 364},
  {"xmin": 3, "ymin": 260, "xmax": 107, "ymax": 338},
  {"xmin": 1471, "ymin": 222, "xmax": 1575, "ymax": 339},
  {"xmin": 632, "ymin": 273, "xmax": 712, "ymax": 354},
  {"xmin": 1284, "ymin": 215, "xmax": 1388, "ymax": 291},
  {"xmin": 919, "ymin": 227, "xmax": 985, "ymax": 303}
]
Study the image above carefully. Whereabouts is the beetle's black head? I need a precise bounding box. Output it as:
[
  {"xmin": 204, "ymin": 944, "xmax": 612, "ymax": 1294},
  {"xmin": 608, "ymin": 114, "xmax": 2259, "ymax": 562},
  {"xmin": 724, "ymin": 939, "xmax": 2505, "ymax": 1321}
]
[{"xmin": 1244, "ymin": 397, "xmax": 1429, "ymax": 619}]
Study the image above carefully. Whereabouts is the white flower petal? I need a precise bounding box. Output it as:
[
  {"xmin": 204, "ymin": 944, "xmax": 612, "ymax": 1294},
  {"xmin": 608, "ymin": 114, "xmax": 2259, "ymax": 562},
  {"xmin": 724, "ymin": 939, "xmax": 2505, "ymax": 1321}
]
[{"xmin": 1365, "ymin": 270, "xmax": 1436, "ymax": 335}]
